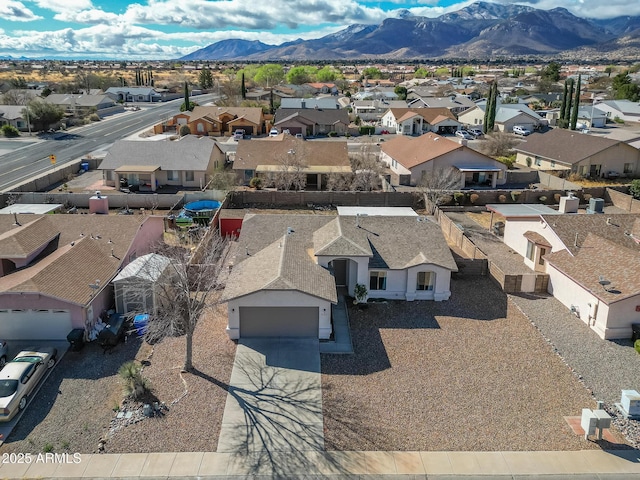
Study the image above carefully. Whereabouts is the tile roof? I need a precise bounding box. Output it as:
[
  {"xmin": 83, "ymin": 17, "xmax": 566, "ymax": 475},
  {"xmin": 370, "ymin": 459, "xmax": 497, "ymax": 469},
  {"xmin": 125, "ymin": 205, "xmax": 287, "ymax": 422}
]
[
  {"xmin": 0, "ymin": 214, "xmax": 155, "ymax": 306},
  {"xmin": 233, "ymin": 135, "xmax": 350, "ymax": 171},
  {"xmin": 524, "ymin": 231, "xmax": 552, "ymax": 248},
  {"xmin": 544, "ymin": 233, "xmax": 640, "ymax": 305},
  {"xmin": 186, "ymin": 106, "xmax": 264, "ymax": 126},
  {"xmin": 514, "ymin": 129, "xmax": 631, "ymax": 166},
  {"xmin": 99, "ymin": 136, "xmax": 217, "ymax": 171},
  {"xmin": 0, "ymin": 216, "xmax": 59, "ymax": 259},
  {"xmin": 386, "ymin": 107, "xmax": 457, "ymax": 124},
  {"xmin": 312, "ymin": 218, "xmax": 371, "ymax": 257},
  {"xmin": 380, "ymin": 132, "xmax": 462, "ymax": 169}
]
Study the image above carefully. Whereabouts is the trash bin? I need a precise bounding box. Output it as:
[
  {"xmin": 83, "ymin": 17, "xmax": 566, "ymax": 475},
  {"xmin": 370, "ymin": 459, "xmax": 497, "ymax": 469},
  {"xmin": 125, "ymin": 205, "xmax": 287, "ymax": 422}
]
[
  {"xmin": 67, "ymin": 328, "xmax": 85, "ymax": 351},
  {"xmin": 80, "ymin": 162, "xmax": 89, "ymax": 172},
  {"xmin": 632, "ymin": 324, "xmax": 640, "ymax": 343},
  {"xmin": 133, "ymin": 314, "xmax": 149, "ymax": 337}
]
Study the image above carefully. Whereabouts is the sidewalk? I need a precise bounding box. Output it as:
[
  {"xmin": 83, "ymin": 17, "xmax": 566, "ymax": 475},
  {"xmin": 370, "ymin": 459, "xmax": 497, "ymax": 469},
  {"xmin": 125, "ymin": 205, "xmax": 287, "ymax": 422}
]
[{"xmin": 3, "ymin": 449, "xmax": 640, "ymax": 478}]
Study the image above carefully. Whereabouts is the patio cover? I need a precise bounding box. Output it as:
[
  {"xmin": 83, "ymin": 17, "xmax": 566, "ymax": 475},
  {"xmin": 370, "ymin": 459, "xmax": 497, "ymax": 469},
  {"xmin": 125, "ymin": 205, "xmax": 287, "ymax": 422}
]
[{"xmin": 114, "ymin": 165, "xmax": 161, "ymax": 173}]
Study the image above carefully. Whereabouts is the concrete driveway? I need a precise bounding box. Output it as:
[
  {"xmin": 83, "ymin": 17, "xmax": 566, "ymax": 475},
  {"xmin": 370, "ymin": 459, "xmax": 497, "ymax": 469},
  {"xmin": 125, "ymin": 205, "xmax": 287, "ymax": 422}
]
[{"xmin": 217, "ymin": 337, "xmax": 323, "ymax": 456}]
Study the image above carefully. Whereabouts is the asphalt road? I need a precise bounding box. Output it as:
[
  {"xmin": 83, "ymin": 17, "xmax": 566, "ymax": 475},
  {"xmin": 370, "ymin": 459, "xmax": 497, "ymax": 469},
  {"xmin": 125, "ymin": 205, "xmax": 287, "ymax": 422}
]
[{"xmin": 0, "ymin": 94, "xmax": 216, "ymax": 192}]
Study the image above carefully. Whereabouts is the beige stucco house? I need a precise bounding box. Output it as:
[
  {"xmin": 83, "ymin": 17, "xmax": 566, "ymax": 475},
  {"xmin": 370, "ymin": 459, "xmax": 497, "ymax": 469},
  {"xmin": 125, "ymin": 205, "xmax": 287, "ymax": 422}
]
[
  {"xmin": 380, "ymin": 132, "xmax": 507, "ymax": 187},
  {"xmin": 513, "ymin": 128, "xmax": 639, "ymax": 177},
  {"xmin": 381, "ymin": 107, "xmax": 461, "ymax": 135}
]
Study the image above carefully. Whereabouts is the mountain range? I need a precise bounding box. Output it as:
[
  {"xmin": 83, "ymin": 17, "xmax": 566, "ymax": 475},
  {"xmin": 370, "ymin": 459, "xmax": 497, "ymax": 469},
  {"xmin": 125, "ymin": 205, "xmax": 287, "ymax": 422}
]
[{"xmin": 180, "ymin": 1, "xmax": 640, "ymax": 61}]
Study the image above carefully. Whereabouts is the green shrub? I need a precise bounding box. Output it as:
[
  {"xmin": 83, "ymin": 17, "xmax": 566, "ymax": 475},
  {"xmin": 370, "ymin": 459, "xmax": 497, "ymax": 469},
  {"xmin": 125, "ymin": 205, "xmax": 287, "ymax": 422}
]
[
  {"xmin": 327, "ymin": 131, "xmax": 337, "ymax": 137},
  {"xmin": 179, "ymin": 125, "xmax": 191, "ymax": 136},
  {"xmin": 526, "ymin": 157, "xmax": 532, "ymax": 167},
  {"xmin": 496, "ymin": 155, "xmax": 515, "ymax": 169},
  {"xmin": 358, "ymin": 126, "xmax": 375, "ymax": 135},
  {"xmin": 511, "ymin": 191, "xmax": 521, "ymax": 202},
  {"xmin": 630, "ymin": 179, "xmax": 640, "ymax": 199},
  {"xmin": 453, "ymin": 192, "xmax": 465, "ymax": 205},
  {"xmin": 1, "ymin": 124, "xmax": 20, "ymax": 137},
  {"xmin": 89, "ymin": 113, "xmax": 100, "ymax": 122},
  {"xmin": 249, "ymin": 177, "xmax": 262, "ymax": 189},
  {"xmin": 613, "ymin": 116, "xmax": 625, "ymax": 124},
  {"xmin": 635, "ymin": 339, "xmax": 640, "ymax": 355},
  {"xmin": 118, "ymin": 361, "xmax": 152, "ymax": 400}
]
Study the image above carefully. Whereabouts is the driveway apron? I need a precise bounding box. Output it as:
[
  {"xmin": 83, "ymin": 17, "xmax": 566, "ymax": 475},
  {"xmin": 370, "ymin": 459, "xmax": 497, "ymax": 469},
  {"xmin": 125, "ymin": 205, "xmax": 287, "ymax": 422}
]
[{"xmin": 217, "ymin": 337, "xmax": 323, "ymax": 455}]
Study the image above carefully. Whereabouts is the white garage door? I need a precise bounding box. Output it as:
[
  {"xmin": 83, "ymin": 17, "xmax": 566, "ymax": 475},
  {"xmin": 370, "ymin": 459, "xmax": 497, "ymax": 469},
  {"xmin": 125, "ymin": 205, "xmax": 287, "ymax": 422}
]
[
  {"xmin": 0, "ymin": 309, "xmax": 73, "ymax": 340},
  {"xmin": 239, "ymin": 306, "xmax": 319, "ymax": 338}
]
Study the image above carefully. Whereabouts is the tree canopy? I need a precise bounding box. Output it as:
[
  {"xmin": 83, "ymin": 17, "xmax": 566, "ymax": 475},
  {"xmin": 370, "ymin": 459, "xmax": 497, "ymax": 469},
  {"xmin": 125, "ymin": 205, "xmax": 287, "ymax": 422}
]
[
  {"xmin": 612, "ymin": 72, "xmax": 640, "ymax": 101},
  {"xmin": 286, "ymin": 66, "xmax": 316, "ymax": 85},
  {"xmin": 24, "ymin": 99, "xmax": 64, "ymax": 131},
  {"xmin": 253, "ymin": 64, "xmax": 285, "ymax": 87}
]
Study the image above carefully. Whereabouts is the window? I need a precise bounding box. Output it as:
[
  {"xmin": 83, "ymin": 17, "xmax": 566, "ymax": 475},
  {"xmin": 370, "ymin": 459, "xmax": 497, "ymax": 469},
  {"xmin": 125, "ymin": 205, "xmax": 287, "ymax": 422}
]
[
  {"xmin": 167, "ymin": 170, "xmax": 178, "ymax": 181},
  {"xmin": 197, "ymin": 123, "xmax": 205, "ymax": 133},
  {"xmin": 369, "ymin": 271, "xmax": 387, "ymax": 291},
  {"xmin": 538, "ymin": 247, "xmax": 547, "ymax": 266},
  {"xmin": 417, "ymin": 271, "xmax": 434, "ymax": 291},
  {"xmin": 185, "ymin": 171, "xmax": 194, "ymax": 182},
  {"xmin": 624, "ymin": 163, "xmax": 634, "ymax": 174},
  {"xmin": 550, "ymin": 160, "xmax": 556, "ymax": 168},
  {"xmin": 526, "ymin": 241, "xmax": 535, "ymax": 261},
  {"xmin": 535, "ymin": 157, "xmax": 541, "ymax": 166}
]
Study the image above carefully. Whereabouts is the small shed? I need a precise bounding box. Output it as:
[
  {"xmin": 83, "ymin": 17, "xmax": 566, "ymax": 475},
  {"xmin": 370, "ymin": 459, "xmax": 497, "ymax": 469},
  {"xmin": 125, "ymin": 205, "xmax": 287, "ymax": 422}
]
[{"xmin": 113, "ymin": 253, "xmax": 171, "ymax": 315}]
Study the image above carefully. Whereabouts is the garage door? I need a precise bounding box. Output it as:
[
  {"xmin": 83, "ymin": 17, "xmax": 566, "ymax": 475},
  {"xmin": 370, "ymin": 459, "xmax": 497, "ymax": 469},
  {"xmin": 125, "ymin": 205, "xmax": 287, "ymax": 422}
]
[
  {"xmin": 0, "ymin": 309, "xmax": 73, "ymax": 340},
  {"xmin": 239, "ymin": 306, "xmax": 318, "ymax": 337}
]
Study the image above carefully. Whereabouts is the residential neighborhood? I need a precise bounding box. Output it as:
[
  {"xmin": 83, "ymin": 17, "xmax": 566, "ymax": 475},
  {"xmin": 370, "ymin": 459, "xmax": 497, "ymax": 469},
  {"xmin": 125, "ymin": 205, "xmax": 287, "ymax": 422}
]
[{"xmin": 2, "ymin": 56, "xmax": 640, "ymax": 478}]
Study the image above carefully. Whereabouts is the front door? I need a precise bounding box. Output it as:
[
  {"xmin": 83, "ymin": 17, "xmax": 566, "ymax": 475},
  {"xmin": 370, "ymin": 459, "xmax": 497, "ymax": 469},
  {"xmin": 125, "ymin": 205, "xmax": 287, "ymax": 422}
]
[{"xmin": 332, "ymin": 259, "xmax": 348, "ymax": 286}]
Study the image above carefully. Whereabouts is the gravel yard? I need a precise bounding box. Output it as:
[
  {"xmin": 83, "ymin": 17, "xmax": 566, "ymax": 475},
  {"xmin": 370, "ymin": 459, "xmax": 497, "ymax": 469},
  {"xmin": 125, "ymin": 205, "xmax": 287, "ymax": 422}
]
[
  {"xmin": 0, "ymin": 300, "xmax": 235, "ymax": 454},
  {"xmin": 321, "ymin": 276, "xmax": 629, "ymax": 452}
]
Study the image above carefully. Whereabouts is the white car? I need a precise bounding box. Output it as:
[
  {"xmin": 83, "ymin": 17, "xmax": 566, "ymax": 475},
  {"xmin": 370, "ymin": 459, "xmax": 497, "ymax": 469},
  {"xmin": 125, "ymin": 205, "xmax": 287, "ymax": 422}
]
[
  {"xmin": 455, "ymin": 130, "xmax": 474, "ymax": 140},
  {"xmin": 0, "ymin": 347, "xmax": 57, "ymax": 422},
  {"xmin": 513, "ymin": 126, "xmax": 531, "ymax": 136},
  {"xmin": 0, "ymin": 341, "xmax": 7, "ymax": 369},
  {"xmin": 468, "ymin": 128, "xmax": 484, "ymax": 138},
  {"xmin": 269, "ymin": 128, "xmax": 278, "ymax": 137}
]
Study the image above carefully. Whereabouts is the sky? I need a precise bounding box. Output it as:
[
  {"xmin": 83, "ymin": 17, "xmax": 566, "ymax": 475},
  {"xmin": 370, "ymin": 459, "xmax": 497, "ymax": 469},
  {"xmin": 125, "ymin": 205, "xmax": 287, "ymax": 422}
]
[{"xmin": 0, "ymin": 0, "xmax": 638, "ymax": 60}]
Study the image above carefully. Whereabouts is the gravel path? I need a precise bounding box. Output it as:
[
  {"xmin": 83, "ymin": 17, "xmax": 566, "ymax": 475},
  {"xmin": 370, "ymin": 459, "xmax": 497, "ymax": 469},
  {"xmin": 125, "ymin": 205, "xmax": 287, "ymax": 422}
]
[
  {"xmin": 321, "ymin": 276, "xmax": 628, "ymax": 452},
  {"xmin": 508, "ymin": 292, "xmax": 640, "ymax": 448}
]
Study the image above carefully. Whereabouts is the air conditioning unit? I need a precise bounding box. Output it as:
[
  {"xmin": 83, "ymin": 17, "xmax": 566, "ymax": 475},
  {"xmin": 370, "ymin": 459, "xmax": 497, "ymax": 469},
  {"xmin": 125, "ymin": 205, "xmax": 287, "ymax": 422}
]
[{"xmin": 586, "ymin": 197, "xmax": 604, "ymax": 214}]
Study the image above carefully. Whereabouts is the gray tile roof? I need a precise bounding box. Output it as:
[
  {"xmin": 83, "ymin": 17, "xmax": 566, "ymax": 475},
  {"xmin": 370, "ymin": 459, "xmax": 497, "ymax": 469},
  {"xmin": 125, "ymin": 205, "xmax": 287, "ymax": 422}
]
[
  {"xmin": 273, "ymin": 108, "xmax": 349, "ymax": 126},
  {"xmin": 312, "ymin": 218, "xmax": 371, "ymax": 257},
  {"xmin": 99, "ymin": 136, "xmax": 217, "ymax": 171}
]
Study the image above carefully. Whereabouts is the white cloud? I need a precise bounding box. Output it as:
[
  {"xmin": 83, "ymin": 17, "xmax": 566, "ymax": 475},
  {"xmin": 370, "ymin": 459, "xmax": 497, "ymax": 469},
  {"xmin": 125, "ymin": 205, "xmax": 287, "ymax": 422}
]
[
  {"xmin": 53, "ymin": 8, "xmax": 120, "ymax": 24},
  {"xmin": 1, "ymin": 0, "xmax": 43, "ymax": 21},
  {"xmin": 28, "ymin": 0, "xmax": 94, "ymax": 14},
  {"xmin": 488, "ymin": 0, "xmax": 640, "ymax": 19}
]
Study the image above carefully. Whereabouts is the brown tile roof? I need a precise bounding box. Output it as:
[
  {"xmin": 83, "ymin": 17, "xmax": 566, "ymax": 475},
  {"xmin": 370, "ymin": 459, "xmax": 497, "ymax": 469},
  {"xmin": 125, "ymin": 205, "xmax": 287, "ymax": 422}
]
[
  {"xmin": 544, "ymin": 233, "xmax": 640, "ymax": 305},
  {"xmin": 387, "ymin": 107, "xmax": 458, "ymax": 124},
  {"xmin": 381, "ymin": 132, "xmax": 462, "ymax": 169},
  {"xmin": 514, "ymin": 129, "xmax": 636, "ymax": 166},
  {"xmin": 0, "ymin": 214, "xmax": 155, "ymax": 306},
  {"xmin": 0, "ymin": 217, "xmax": 59, "ymax": 259},
  {"xmin": 234, "ymin": 136, "xmax": 350, "ymax": 171}
]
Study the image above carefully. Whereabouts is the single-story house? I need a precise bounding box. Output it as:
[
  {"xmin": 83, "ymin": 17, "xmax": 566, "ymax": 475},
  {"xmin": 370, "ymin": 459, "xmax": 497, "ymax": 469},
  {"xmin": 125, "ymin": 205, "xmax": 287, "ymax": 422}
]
[
  {"xmin": 407, "ymin": 96, "xmax": 476, "ymax": 115},
  {"xmin": 458, "ymin": 101, "xmax": 546, "ymax": 133},
  {"xmin": 233, "ymin": 134, "xmax": 351, "ymax": 187},
  {"xmin": 513, "ymin": 128, "xmax": 639, "ymax": 177},
  {"xmin": 280, "ymin": 97, "xmax": 341, "ymax": 110},
  {"xmin": 576, "ymin": 106, "xmax": 608, "ymax": 128},
  {"xmin": 596, "ymin": 100, "xmax": 640, "ymax": 123},
  {"xmin": 380, "ymin": 132, "xmax": 507, "ymax": 187},
  {"xmin": 273, "ymin": 108, "xmax": 349, "ymax": 136},
  {"xmin": 105, "ymin": 87, "xmax": 163, "ymax": 103},
  {"xmin": 99, "ymin": 136, "xmax": 225, "ymax": 191},
  {"xmin": 0, "ymin": 105, "xmax": 30, "ymax": 131},
  {"xmin": 351, "ymin": 99, "xmax": 408, "ymax": 122},
  {"xmin": 44, "ymin": 93, "xmax": 123, "ymax": 118},
  {"xmin": 0, "ymin": 214, "xmax": 164, "ymax": 340},
  {"xmin": 380, "ymin": 108, "xmax": 461, "ymax": 135},
  {"xmin": 159, "ymin": 106, "xmax": 265, "ymax": 137},
  {"xmin": 492, "ymin": 207, "xmax": 640, "ymax": 340},
  {"xmin": 221, "ymin": 213, "xmax": 457, "ymax": 339}
]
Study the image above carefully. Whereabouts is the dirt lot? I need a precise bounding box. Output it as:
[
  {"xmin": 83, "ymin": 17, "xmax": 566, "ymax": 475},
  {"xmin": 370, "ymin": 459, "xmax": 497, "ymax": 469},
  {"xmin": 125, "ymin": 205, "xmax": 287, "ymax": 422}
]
[
  {"xmin": 321, "ymin": 276, "xmax": 629, "ymax": 452},
  {"xmin": 0, "ymin": 301, "xmax": 235, "ymax": 454}
]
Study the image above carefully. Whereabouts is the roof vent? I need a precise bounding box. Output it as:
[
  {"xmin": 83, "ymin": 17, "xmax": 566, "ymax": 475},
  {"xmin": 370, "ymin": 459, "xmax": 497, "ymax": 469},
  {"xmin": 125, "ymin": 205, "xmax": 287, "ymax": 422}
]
[{"xmin": 287, "ymin": 227, "xmax": 294, "ymax": 235}]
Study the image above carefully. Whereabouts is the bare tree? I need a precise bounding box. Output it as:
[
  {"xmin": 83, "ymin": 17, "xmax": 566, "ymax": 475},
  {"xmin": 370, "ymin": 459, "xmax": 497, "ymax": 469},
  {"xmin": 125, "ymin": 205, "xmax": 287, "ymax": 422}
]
[
  {"xmin": 326, "ymin": 171, "xmax": 354, "ymax": 191},
  {"xmin": 126, "ymin": 231, "xmax": 230, "ymax": 371},
  {"xmin": 270, "ymin": 146, "xmax": 307, "ymax": 191},
  {"xmin": 350, "ymin": 143, "xmax": 383, "ymax": 191},
  {"xmin": 417, "ymin": 167, "xmax": 461, "ymax": 214},
  {"xmin": 479, "ymin": 131, "xmax": 519, "ymax": 158}
]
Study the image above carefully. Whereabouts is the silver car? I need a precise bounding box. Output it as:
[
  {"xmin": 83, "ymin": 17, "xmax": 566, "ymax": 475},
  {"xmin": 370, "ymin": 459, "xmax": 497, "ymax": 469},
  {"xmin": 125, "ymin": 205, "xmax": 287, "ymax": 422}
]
[{"xmin": 0, "ymin": 347, "xmax": 57, "ymax": 422}]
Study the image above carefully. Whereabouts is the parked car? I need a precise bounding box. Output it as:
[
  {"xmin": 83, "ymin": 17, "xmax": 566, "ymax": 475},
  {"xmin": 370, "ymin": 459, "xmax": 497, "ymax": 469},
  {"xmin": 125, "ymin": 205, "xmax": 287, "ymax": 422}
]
[
  {"xmin": 468, "ymin": 128, "xmax": 484, "ymax": 138},
  {"xmin": 0, "ymin": 341, "xmax": 7, "ymax": 369},
  {"xmin": 0, "ymin": 347, "xmax": 57, "ymax": 422},
  {"xmin": 455, "ymin": 130, "xmax": 474, "ymax": 140},
  {"xmin": 295, "ymin": 133, "xmax": 304, "ymax": 139},
  {"xmin": 513, "ymin": 125, "xmax": 531, "ymax": 136},
  {"xmin": 233, "ymin": 129, "xmax": 245, "ymax": 141},
  {"xmin": 269, "ymin": 128, "xmax": 278, "ymax": 137}
]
